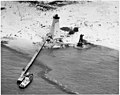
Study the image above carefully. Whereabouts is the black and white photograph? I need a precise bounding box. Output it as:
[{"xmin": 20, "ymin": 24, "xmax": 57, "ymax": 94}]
[{"xmin": 1, "ymin": 0, "xmax": 119, "ymax": 94}]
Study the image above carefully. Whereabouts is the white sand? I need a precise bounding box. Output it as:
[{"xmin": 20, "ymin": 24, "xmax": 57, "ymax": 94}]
[{"xmin": 1, "ymin": 1, "xmax": 119, "ymax": 50}]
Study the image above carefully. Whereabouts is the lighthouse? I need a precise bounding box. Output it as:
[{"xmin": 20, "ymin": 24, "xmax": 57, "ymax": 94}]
[{"xmin": 50, "ymin": 14, "xmax": 60, "ymax": 39}]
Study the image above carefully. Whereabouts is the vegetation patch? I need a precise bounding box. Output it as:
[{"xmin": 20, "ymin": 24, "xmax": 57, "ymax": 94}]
[{"xmin": 1, "ymin": 7, "xmax": 6, "ymax": 10}]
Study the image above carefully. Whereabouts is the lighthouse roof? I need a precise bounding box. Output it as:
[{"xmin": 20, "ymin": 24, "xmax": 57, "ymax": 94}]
[{"xmin": 53, "ymin": 14, "xmax": 60, "ymax": 19}]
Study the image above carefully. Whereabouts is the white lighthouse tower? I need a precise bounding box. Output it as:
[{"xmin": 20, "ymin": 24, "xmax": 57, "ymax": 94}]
[{"xmin": 50, "ymin": 14, "xmax": 60, "ymax": 39}]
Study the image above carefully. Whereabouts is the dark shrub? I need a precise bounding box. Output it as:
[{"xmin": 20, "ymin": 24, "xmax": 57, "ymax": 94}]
[
  {"xmin": 73, "ymin": 27, "xmax": 78, "ymax": 32},
  {"xmin": 1, "ymin": 7, "xmax": 6, "ymax": 10},
  {"xmin": 68, "ymin": 30, "xmax": 75, "ymax": 35}
]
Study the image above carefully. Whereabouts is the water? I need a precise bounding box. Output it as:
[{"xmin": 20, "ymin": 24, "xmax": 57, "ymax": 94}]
[
  {"xmin": 1, "ymin": 45, "xmax": 65, "ymax": 94},
  {"xmin": 1, "ymin": 44, "xmax": 119, "ymax": 94}
]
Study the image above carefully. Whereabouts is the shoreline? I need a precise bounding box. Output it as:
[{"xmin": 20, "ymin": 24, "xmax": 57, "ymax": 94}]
[
  {"xmin": 1, "ymin": 37, "xmax": 119, "ymax": 54},
  {"xmin": 1, "ymin": 1, "xmax": 119, "ymax": 94},
  {"xmin": 1, "ymin": 1, "xmax": 119, "ymax": 51},
  {"xmin": 1, "ymin": 43, "xmax": 79, "ymax": 94},
  {"xmin": 1, "ymin": 41, "xmax": 119, "ymax": 94}
]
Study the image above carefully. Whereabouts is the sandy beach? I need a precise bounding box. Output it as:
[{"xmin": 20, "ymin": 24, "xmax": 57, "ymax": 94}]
[
  {"xmin": 1, "ymin": 1, "xmax": 119, "ymax": 94},
  {"xmin": 1, "ymin": 1, "xmax": 119, "ymax": 50}
]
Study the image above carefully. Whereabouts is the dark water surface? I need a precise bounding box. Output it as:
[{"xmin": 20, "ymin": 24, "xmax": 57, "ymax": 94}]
[{"xmin": 1, "ymin": 44, "xmax": 119, "ymax": 94}]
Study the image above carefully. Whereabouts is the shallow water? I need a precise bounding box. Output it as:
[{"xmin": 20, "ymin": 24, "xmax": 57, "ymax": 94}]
[
  {"xmin": 1, "ymin": 44, "xmax": 119, "ymax": 94},
  {"xmin": 1, "ymin": 45, "xmax": 65, "ymax": 94}
]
